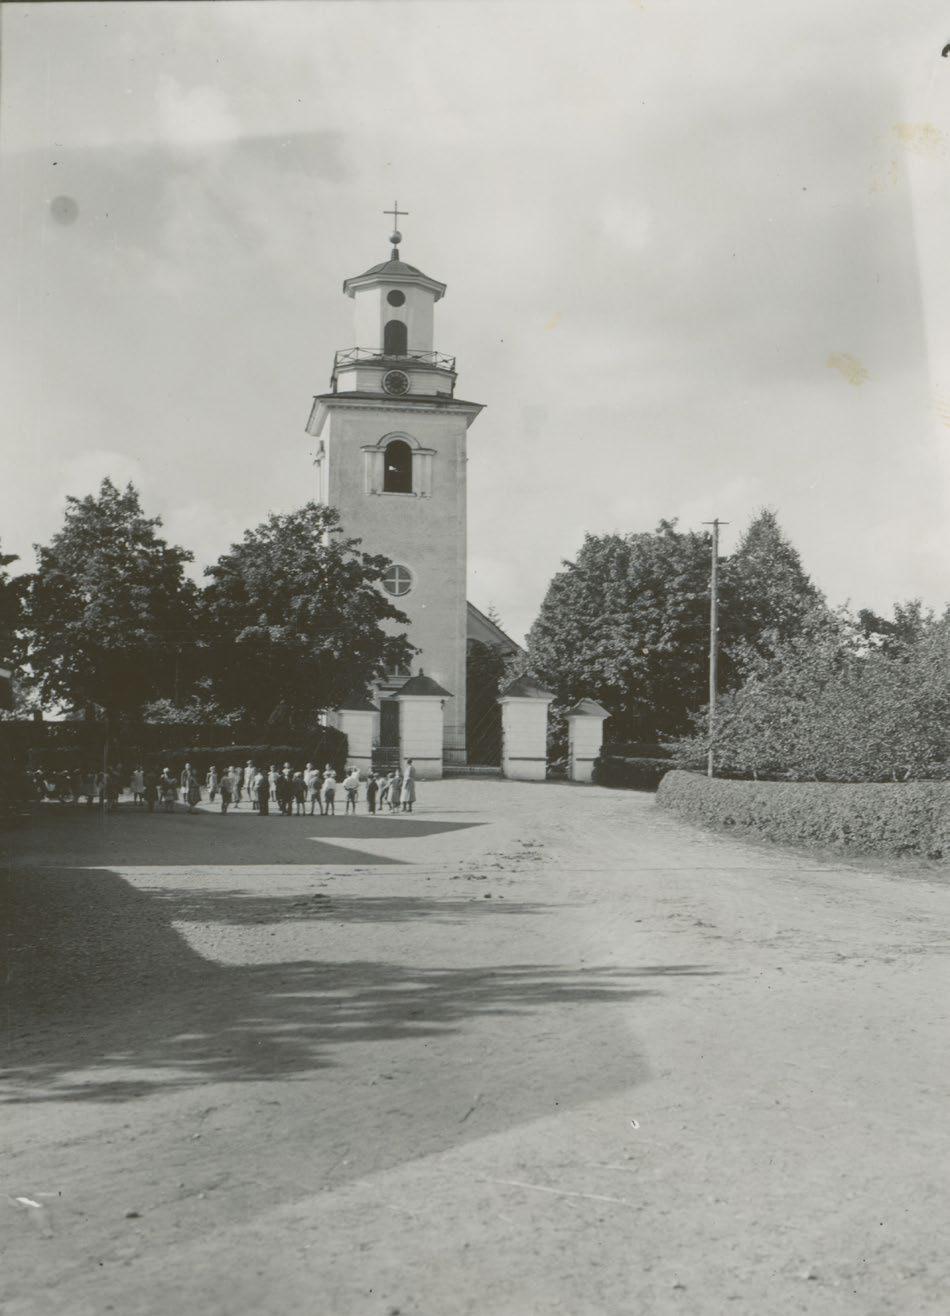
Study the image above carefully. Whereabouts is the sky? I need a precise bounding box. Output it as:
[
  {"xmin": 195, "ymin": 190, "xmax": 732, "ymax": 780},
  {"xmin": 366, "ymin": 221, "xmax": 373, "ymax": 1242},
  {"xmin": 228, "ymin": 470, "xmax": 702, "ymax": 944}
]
[{"xmin": 2, "ymin": 0, "xmax": 949, "ymax": 645}]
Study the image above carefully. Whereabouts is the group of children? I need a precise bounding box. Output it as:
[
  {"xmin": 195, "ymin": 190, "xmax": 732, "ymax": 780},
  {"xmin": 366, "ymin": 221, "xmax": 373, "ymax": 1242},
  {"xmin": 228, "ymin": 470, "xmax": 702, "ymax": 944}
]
[
  {"xmin": 184, "ymin": 760, "xmax": 418, "ymax": 816},
  {"xmin": 66, "ymin": 758, "xmax": 422, "ymax": 816}
]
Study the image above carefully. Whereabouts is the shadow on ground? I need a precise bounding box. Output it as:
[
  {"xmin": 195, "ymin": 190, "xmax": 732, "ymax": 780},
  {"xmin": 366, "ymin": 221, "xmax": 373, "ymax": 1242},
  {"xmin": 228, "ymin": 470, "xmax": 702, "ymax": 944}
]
[
  {"xmin": 4, "ymin": 802, "xmax": 481, "ymax": 870},
  {"xmin": 1, "ymin": 865, "xmax": 718, "ymax": 1104}
]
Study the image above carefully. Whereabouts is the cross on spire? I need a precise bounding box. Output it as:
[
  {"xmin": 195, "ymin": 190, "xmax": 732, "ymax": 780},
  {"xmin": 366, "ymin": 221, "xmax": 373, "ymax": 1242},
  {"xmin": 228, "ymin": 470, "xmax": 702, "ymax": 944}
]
[
  {"xmin": 384, "ymin": 201, "xmax": 409, "ymax": 257},
  {"xmin": 384, "ymin": 200, "xmax": 409, "ymax": 230}
]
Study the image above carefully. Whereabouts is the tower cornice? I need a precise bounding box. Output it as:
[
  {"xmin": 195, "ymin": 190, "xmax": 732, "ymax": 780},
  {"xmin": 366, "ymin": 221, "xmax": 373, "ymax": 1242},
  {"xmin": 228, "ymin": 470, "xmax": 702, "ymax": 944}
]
[
  {"xmin": 306, "ymin": 393, "xmax": 484, "ymax": 437},
  {"xmin": 343, "ymin": 261, "xmax": 446, "ymax": 302}
]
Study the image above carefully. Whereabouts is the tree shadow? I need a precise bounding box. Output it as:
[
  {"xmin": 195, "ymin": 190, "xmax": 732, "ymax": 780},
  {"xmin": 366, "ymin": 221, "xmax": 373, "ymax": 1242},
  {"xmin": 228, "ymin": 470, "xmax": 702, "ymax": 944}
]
[
  {"xmin": 1, "ymin": 865, "xmax": 719, "ymax": 1105},
  {"xmin": 6, "ymin": 804, "xmax": 481, "ymax": 870}
]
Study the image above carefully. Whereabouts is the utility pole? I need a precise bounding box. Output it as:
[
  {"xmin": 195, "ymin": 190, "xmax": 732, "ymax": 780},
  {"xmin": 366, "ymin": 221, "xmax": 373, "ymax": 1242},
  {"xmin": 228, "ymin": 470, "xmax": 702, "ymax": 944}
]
[{"xmin": 702, "ymin": 519, "xmax": 729, "ymax": 778}]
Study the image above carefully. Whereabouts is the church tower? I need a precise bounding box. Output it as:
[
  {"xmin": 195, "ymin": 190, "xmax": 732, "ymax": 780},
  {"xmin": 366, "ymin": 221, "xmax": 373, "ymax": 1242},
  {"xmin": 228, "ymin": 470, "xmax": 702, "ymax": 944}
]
[{"xmin": 306, "ymin": 209, "xmax": 483, "ymax": 763}]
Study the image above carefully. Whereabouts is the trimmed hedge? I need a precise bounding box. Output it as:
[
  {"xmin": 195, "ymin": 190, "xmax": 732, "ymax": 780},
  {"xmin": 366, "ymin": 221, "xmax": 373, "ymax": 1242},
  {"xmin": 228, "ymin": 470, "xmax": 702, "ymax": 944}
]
[
  {"xmin": 4, "ymin": 723, "xmax": 349, "ymax": 780},
  {"xmin": 594, "ymin": 756, "xmax": 672, "ymax": 792},
  {"xmin": 656, "ymin": 770, "xmax": 950, "ymax": 859},
  {"xmin": 601, "ymin": 742, "xmax": 672, "ymax": 761},
  {"xmin": 134, "ymin": 739, "xmax": 349, "ymax": 780}
]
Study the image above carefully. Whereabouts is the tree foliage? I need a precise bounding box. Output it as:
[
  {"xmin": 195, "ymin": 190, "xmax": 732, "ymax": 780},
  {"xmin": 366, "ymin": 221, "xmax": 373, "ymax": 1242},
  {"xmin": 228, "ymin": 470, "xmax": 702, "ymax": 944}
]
[
  {"xmin": 526, "ymin": 511, "xmax": 823, "ymax": 741},
  {"xmin": 856, "ymin": 599, "xmax": 933, "ymax": 656},
  {"xmin": 21, "ymin": 480, "xmax": 197, "ymax": 720},
  {"xmin": 141, "ymin": 696, "xmax": 242, "ymax": 727},
  {"xmin": 0, "ymin": 543, "xmax": 26, "ymax": 713},
  {"xmin": 0, "ymin": 543, "xmax": 23, "ymax": 663},
  {"xmin": 720, "ymin": 508, "xmax": 822, "ymax": 670},
  {"xmin": 200, "ymin": 504, "xmax": 413, "ymax": 725},
  {"xmin": 527, "ymin": 520, "xmax": 710, "ymax": 740},
  {"xmin": 672, "ymin": 604, "xmax": 950, "ymax": 781},
  {"xmin": 466, "ymin": 639, "xmax": 507, "ymax": 764}
]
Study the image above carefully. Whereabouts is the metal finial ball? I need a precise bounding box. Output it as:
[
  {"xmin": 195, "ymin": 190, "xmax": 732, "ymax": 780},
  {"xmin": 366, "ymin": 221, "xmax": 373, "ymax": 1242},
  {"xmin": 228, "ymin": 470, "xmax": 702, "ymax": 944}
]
[{"xmin": 390, "ymin": 230, "xmax": 402, "ymax": 245}]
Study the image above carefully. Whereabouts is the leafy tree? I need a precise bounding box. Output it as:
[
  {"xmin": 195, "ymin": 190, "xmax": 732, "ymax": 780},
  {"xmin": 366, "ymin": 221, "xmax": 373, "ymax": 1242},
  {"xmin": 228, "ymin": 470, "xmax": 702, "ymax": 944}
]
[
  {"xmin": 141, "ymin": 695, "xmax": 242, "ymax": 727},
  {"xmin": 527, "ymin": 521, "xmax": 711, "ymax": 740},
  {"xmin": 720, "ymin": 508, "xmax": 823, "ymax": 674},
  {"xmin": 21, "ymin": 480, "xmax": 197, "ymax": 721},
  {"xmin": 0, "ymin": 544, "xmax": 23, "ymax": 661},
  {"xmin": 466, "ymin": 639, "xmax": 507, "ymax": 764},
  {"xmin": 856, "ymin": 599, "xmax": 932, "ymax": 656},
  {"xmin": 0, "ymin": 543, "xmax": 26, "ymax": 712},
  {"xmin": 200, "ymin": 504, "xmax": 413, "ymax": 725},
  {"xmin": 672, "ymin": 605, "xmax": 950, "ymax": 781},
  {"xmin": 527, "ymin": 512, "xmax": 825, "ymax": 742}
]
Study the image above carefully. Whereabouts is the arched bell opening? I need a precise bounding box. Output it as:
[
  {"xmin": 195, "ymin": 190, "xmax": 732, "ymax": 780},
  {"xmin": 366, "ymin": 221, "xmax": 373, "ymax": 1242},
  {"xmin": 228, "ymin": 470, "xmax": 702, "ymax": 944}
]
[
  {"xmin": 383, "ymin": 319, "xmax": 408, "ymax": 356},
  {"xmin": 383, "ymin": 439, "xmax": 413, "ymax": 493}
]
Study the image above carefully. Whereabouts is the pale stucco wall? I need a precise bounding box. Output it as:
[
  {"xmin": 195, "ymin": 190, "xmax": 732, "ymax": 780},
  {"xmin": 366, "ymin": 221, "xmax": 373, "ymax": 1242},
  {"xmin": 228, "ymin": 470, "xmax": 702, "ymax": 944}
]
[
  {"xmin": 500, "ymin": 699, "xmax": 551, "ymax": 781},
  {"xmin": 336, "ymin": 364, "xmax": 453, "ymax": 396},
  {"xmin": 321, "ymin": 403, "xmax": 468, "ymax": 748},
  {"xmin": 352, "ymin": 284, "xmax": 436, "ymax": 353},
  {"xmin": 567, "ymin": 716, "xmax": 607, "ymax": 783},
  {"xmin": 330, "ymin": 708, "xmax": 375, "ymax": 774},
  {"xmin": 398, "ymin": 698, "xmax": 445, "ymax": 778}
]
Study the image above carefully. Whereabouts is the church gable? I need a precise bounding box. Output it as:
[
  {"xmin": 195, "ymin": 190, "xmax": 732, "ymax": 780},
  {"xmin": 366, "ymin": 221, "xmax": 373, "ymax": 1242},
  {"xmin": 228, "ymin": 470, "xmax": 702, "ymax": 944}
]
[{"xmin": 466, "ymin": 602, "xmax": 524, "ymax": 657}]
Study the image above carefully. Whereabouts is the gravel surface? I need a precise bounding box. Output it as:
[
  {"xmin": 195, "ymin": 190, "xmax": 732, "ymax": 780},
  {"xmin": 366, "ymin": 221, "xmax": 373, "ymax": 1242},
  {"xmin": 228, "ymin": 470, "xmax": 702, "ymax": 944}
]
[{"xmin": 2, "ymin": 782, "xmax": 949, "ymax": 1314}]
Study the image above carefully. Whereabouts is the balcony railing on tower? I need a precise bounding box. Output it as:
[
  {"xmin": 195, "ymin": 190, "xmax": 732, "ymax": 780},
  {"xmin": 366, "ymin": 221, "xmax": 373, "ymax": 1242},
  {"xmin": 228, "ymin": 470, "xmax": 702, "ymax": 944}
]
[{"xmin": 331, "ymin": 346, "xmax": 457, "ymax": 391}]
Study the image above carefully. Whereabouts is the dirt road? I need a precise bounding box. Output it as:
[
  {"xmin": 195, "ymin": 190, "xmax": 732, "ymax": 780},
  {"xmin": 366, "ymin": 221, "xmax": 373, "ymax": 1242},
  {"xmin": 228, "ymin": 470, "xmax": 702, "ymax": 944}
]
[{"xmin": 2, "ymin": 782, "xmax": 949, "ymax": 1314}]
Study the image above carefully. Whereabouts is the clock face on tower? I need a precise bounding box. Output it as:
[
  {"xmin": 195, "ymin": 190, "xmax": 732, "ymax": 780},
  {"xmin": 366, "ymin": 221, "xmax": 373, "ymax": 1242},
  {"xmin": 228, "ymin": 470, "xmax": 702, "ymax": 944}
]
[{"xmin": 382, "ymin": 369, "xmax": 410, "ymax": 397}]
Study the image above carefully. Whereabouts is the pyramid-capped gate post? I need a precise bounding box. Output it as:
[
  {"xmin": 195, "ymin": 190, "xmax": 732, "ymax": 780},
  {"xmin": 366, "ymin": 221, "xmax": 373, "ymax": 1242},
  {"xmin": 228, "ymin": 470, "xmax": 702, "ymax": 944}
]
[
  {"xmin": 497, "ymin": 676, "xmax": 555, "ymax": 781},
  {"xmin": 565, "ymin": 699, "xmax": 610, "ymax": 783},
  {"xmin": 327, "ymin": 694, "xmax": 379, "ymax": 777},
  {"xmin": 395, "ymin": 671, "xmax": 452, "ymax": 779}
]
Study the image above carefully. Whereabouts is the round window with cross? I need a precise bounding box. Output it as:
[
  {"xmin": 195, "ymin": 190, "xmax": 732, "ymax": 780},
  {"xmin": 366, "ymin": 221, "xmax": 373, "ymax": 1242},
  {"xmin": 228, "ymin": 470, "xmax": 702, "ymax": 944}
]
[{"xmin": 382, "ymin": 564, "xmax": 413, "ymax": 597}]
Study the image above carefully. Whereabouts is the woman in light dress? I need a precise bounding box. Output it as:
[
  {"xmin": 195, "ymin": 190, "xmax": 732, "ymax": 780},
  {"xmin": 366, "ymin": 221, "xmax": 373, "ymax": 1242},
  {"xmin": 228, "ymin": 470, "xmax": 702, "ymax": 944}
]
[
  {"xmin": 182, "ymin": 764, "xmax": 202, "ymax": 813},
  {"xmin": 401, "ymin": 759, "xmax": 416, "ymax": 814}
]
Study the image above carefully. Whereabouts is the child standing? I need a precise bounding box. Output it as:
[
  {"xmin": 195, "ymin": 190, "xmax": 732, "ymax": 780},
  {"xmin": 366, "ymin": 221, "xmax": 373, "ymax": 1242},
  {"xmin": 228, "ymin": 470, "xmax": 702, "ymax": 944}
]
[
  {"xmin": 366, "ymin": 772, "xmax": 379, "ymax": 815},
  {"xmin": 343, "ymin": 767, "xmax": 360, "ymax": 814},
  {"xmin": 321, "ymin": 770, "xmax": 337, "ymax": 816},
  {"xmin": 305, "ymin": 762, "xmax": 322, "ymax": 815}
]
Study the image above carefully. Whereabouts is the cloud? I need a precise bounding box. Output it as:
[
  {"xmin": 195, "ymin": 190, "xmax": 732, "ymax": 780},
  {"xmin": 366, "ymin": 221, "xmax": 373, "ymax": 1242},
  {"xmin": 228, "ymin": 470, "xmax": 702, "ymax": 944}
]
[
  {"xmin": 53, "ymin": 451, "xmax": 148, "ymax": 509},
  {"xmin": 156, "ymin": 75, "xmax": 241, "ymax": 148},
  {"xmin": 1, "ymin": 0, "xmax": 947, "ymax": 629}
]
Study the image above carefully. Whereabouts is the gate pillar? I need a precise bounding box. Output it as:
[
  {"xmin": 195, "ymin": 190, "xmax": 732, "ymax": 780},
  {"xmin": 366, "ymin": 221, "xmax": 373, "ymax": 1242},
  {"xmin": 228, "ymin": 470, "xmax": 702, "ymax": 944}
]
[
  {"xmin": 395, "ymin": 672, "xmax": 452, "ymax": 780},
  {"xmin": 566, "ymin": 700, "xmax": 609, "ymax": 783},
  {"xmin": 327, "ymin": 697, "xmax": 377, "ymax": 777},
  {"xmin": 498, "ymin": 676, "xmax": 554, "ymax": 781}
]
